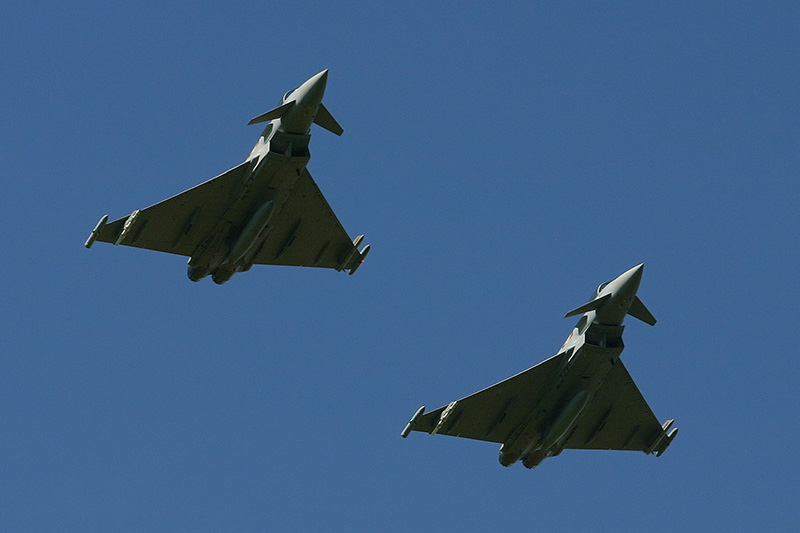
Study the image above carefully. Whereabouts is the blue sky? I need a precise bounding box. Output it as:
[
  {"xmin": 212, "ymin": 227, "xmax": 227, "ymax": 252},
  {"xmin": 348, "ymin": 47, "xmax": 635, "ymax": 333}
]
[{"xmin": 2, "ymin": 2, "xmax": 798, "ymax": 530}]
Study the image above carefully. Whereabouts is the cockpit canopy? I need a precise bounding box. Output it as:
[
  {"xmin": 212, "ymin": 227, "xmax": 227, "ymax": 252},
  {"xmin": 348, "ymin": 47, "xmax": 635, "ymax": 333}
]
[{"xmin": 282, "ymin": 88, "xmax": 297, "ymax": 103}]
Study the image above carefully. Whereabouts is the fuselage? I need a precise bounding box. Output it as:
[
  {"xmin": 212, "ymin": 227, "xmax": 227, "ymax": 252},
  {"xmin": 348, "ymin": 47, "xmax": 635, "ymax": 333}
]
[
  {"xmin": 499, "ymin": 264, "xmax": 644, "ymax": 468},
  {"xmin": 187, "ymin": 70, "xmax": 330, "ymax": 284}
]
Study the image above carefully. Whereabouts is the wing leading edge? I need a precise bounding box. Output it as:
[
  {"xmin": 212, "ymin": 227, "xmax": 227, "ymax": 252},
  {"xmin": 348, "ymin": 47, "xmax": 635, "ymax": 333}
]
[
  {"xmin": 405, "ymin": 354, "xmax": 563, "ymax": 443},
  {"xmin": 90, "ymin": 162, "xmax": 251, "ymax": 256}
]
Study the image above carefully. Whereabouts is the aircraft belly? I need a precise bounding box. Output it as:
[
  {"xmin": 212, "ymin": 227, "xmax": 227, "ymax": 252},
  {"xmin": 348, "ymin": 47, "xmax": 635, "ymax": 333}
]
[
  {"xmin": 229, "ymin": 155, "xmax": 308, "ymax": 268},
  {"xmin": 188, "ymin": 155, "xmax": 309, "ymax": 277},
  {"xmin": 502, "ymin": 342, "xmax": 622, "ymax": 462},
  {"xmin": 233, "ymin": 154, "xmax": 308, "ymax": 214}
]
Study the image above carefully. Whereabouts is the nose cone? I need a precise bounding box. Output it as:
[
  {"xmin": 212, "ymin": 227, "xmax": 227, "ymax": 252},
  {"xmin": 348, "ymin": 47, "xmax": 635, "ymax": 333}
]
[
  {"xmin": 615, "ymin": 263, "xmax": 644, "ymax": 298},
  {"xmin": 280, "ymin": 69, "xmax": 329, "ymax": 135},
  {"xmin": 595, "ymin": 263, "xmax": 644, "ymax": 326},
  {"xmin": 298, "ymin": 69, "xmax": 328, "ymax": 107}
]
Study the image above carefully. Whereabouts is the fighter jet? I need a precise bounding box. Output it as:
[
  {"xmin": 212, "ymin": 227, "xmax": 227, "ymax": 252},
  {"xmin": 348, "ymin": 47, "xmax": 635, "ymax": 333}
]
[
  {"xmin": 85, "ymin": 69, "xmax": 370, "ymax": 284},
  {"xmin": 402, "ymin": 264, "xmax": 677, "ymax": 469}
]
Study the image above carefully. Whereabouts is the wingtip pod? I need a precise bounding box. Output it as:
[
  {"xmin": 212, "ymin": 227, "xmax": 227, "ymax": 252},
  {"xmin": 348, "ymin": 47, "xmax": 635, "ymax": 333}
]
[
  {"xmin": 348, "ymin": 244, "xmax": 370, "ymax": 275},
  {"xmin": 656, "ymin": 427, "xmax": 678, "ymax": 457},
  {"xmin": 401, "ymin": 406, "xmax": 426, "ymax": 438},
  {"xmin": 339, "ymin": 235, "xmax": 370, "ymax": 275},
  {"xmin": 647, "ymin": 419, "xmax": 678, "ymax": 456},
  {"xmin": 84, "ymin": 214, "xmax": 108, "ymax": 248}
]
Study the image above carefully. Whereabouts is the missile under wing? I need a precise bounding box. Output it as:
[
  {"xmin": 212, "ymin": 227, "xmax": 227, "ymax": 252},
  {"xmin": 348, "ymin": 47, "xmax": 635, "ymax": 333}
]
[{"xmin": 85, "ymin": 70, "xmax": 369, "ymax": 284}]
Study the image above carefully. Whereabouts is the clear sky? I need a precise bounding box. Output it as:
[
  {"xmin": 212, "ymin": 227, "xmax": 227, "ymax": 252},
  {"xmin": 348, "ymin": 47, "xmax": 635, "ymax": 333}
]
[{"xmin": 2, "ymin": 2, "xmax": 798, "ymax": 531}]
